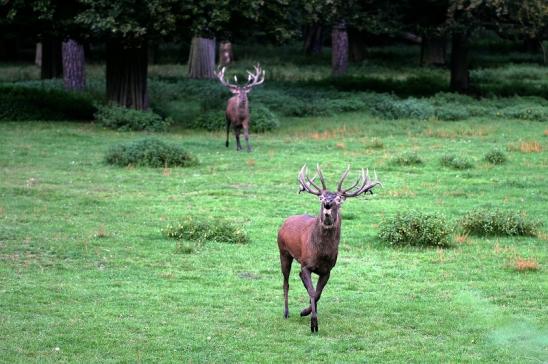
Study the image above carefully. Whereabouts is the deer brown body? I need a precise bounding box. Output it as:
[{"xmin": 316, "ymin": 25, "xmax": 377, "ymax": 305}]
[
  {"xmin": 215, "ymin": 65, "xmax": 265, "ymax": 152},
  {"xmin": 278, "ymin": 165, "xmax": 381, "ymax": 332}
]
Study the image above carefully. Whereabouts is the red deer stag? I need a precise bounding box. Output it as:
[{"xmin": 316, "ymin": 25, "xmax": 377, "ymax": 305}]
[
  {"xmin": 277, "ymin": 164, "xmax": 381, "ymax": 332},
  {"xmin": 215, "ymin": 65, "xmax": 265, "ymax": 152}
]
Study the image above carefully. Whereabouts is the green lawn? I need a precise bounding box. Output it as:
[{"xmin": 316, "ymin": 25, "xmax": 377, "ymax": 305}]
[{"xmin": 0, "ymin": 114, "xmax": 546, "ymax": 362}]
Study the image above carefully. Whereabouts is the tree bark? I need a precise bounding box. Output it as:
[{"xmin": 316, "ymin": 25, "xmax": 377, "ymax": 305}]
[
  {"xmin": 331, "ymin": 21, "xmax": 348, "ymax": 76},
  {"xmin": 304, "ymin": 23, "xmax": 323, "ymax": 55},
  {"xmin": 41, "ymin": 38, "xmax": 63, "ymax": 79},
  {"xmin": 421, "ymin": 35, "xmax": 446, "ymax": 66},
  {"xmin": 106, "ymin": 40, "xmax": 149, "ymax": 110},
  {"xmin": 62, "ymin": 39, "xmax": 86, "ymax": 91},
  {"xmin": 450, "ymin": 32, "xmax": 469, "ymax": 93},
  {"xmin": 188, "ymin": 37, "xmax": 215, "ymax": 79},
  {"xmin": 349, "ymin": 29, "xmax": 367, "ymax": 63},
  {"xmin": 218, "ymin": 41, "xmax": 233, "ymax": 66}
]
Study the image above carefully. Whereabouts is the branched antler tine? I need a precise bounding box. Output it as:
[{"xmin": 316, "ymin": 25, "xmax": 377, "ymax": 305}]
[
  {"xmin": 316, "ymin": 163, "xmax": 327, "ymax": 191},
  {"xmin": 336, "ymin": 165, "xmax": 351, "ymax": 192},
  {"xmin": 298, "ymin": 165, "xmax": 322, "ymax": 195},
  {"xmin": 342, "ymin": 168, "xmax": 382, "ymax": 197}
]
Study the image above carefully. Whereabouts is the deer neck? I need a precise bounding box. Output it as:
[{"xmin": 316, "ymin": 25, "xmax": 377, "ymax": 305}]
[
  {"xmin": 312, "ymin": 216, "xmax": 341, "ymax": 249},
  {"xmin": 237, "ymin": 93, "xmax": 248, "ymax": 113}
]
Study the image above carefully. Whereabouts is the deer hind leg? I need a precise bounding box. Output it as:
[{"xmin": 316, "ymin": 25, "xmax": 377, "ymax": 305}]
[
  {"xmin": 299, "ymin": 268, "xmax": 318, "ymax": 333},
  {"xmin": 280, "ymin": 252, "xmax": 293, "ymax": 318},
  {"xmin": 234, "ymin": 125, "xmax": 242, "ymax": 151},
  {"xmin": 243, "ymin": 122, "xmax": 252, "ymax": 152},
  {"xmin": 300, "ymin": 272, "xmax": 330, "ymax": 317},
  {"xmin": 225, "ymin": 116, "xmax": 230, "ymax": 148}
]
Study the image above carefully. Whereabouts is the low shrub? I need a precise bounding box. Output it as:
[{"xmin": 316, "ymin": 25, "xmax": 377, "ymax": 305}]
[
  {"xmin": 373, "ymin": 97, "xmax": 435, "ymax": 120},
  {"xmin": 105, "ymin": 138, "xmax": 198, "ymax": 168},
  {"xmin": 499, "ymin": 105, "xmax": 547, "ymax": 121},
  {"xmin": 95, "ymin": 105, "xmax": 171, "ymax": 132},
  {"xmin": 0, "ymin": 84, "xmax": 96, "ymax": 121},
  {"xmin": 379, "ymin": 210, "xmax": 453, "ymax": 247},
  {"xmin": 459, "ymin": 208, "xmax": 541, "ymax": 236},
  {"xmin": 390, "ymin": 152, "xmax": 423, "ymax": 166},
  {"xmin": 440, "ymin": 154, "xmax": 474, "ymax": 169},
  {"xmin": 484, "ymin": 148, "xmax": 507, "ymax": 165},
  {"xmin": 435, "ymin": 104, "xmax": 470, "ymax": 121},
  {"xmin": 163, "ymin": 216, "xmax": 249, "ymax": 244}
]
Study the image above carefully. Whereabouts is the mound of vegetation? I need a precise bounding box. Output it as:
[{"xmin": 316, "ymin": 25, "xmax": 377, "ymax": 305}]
[
  {"xmin": 460, "ymin": 208, "xmax": 541, "ymax": 236},
  {"xmin": 390, "ymin": 152, "xmax": 423, "ymax": 166},
  {"xmin": 484, "ymin": 148, "xmax": 507, "ymax": 165},
  {"xmin": 440, "ymin": 154, "xmax": 474, "ymax": 170},
  {"xmin": 163, "ymin": 216, "xmax": 249, "ymax": 244},
  {"xmin": 379, "ymin": 210, "xmax": 453, "ymax": 247},
  {"xmin": 105, "ymin": 138, "xmax": 197, "ymax": 168},
  {"xmin": 95, "ymin": 105, "xmax": 171, "ymax": 132},
  {"xmin": 0, "ymin": 84, "xmax": 96, "ymax": 121}
]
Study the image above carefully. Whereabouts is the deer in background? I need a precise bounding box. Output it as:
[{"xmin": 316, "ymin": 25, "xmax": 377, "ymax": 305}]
[
  {"xmin": 215, "ymin": 65, "xmax": 265, "ymax": 152},
  {"xmin": 277, "ymin": 164, "xmax": 382, "ymax": 332}
]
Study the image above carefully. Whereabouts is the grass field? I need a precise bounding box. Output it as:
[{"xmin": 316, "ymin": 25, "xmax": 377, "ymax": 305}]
[{"xmin": 1, "ymin": 109, "xmax": 547, "ymax": 361}]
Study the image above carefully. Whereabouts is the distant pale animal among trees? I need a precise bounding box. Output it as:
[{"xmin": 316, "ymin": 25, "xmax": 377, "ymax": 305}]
[{"xmin": 215, "ymin": 64, "xmax": 265, "ymax": 152}]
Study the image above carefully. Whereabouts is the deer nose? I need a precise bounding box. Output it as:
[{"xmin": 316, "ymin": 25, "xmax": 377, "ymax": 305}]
[{"xmin": 324, "ymin": 202, "xmax": 332, "ymax": 209}]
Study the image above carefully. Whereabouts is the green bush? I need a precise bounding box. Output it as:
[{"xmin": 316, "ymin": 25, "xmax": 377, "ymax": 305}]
[
  {"xmin": 435, "ymin": 105, "xmax": 470, "ymax": 121},
  {"xmin": 105, "ymin": 138, "xmax": 198, "ymax": 168},
  {"xmin": 0, "ymin": 84, "xmax": 96, "ymax": 121},
  {"xmin": 379, "ymin": 210, "xmax": 453, "ymax": 247},
  {"xmin": 373, "ymin": 97, "xmax": 435, "ymax": 120},
  {"xmin": 95, "ymin": 105, "xmax": 171, "ymax": 132},
  {"xmin": 499, "ymin": 105, "xmax": 546, "ymax": 121},
  {"xmin": 191, "ymin": 104, "xmax": 279, "ymax": 132},
  {"xmin": 440, "ymin": 154, "xmax": 474, "ymax": 169},
  {"xmin": 163, "ymin": 216, "xmax": 249, "ymax": 244},
  {"xmin": 460, "ymin": 208, "xmax": 541, "ymax": 236},
  {"xmin": 484, "ymin": 148, "xmax": 507, "ymax": 165},
  {"xmin": 390, "ymin": 152, "xmax": 423, "ymax": 166}
]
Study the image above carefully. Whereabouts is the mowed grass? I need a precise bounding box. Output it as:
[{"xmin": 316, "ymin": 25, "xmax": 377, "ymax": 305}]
[{"xmin": 0, "ymin": 114, "xmax": 547, "ymax": 363}]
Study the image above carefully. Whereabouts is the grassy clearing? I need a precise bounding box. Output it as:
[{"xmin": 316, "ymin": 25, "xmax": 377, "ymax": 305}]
[{"xmin": 0, "ymin": 112, "xmax": 546, "ymax": 362}]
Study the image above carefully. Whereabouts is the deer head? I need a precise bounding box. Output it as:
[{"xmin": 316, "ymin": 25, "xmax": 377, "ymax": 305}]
[
  {"xmin": 215, "ymin": 64, "xmax": 265, "ymax": 100},
  {"xmin": 298, "ymin": 164, "xmax": 382, "ymax": 228}
]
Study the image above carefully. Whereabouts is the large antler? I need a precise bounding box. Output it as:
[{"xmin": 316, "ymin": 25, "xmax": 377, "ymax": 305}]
[
  {"xmin": 214, "ymin": 66, "xmax": 239, "ymax": 91},
  {"xmin": 337, "ymin": 166, "xmax": 382, "ymax": 197},
  {"xmin": 243, "ymin": 64, "xmax": 265, "ymax": 90},
  {"xmin": 298, "ymin": 164, "xmax": 326, "ymax": 195}
]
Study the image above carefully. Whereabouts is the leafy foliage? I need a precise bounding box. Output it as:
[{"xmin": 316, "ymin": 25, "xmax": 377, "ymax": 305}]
[
  {"xmin": 104, "ymin": 138, "xmax": 197, "ymax": 168},
  {"xmin": 0, "ymin": 84, "xmax": 96, "ymax": 121},
  {"xmin": 390, "ymin": 152, "xmax": 423, "ymax": 166},
  {"xmin": 379, "ymin": 211, "xmax": 453, "ymax": 247},
  {"xmin": 163, "ymin": 216, "xmax": 249, "ymax": 244},
  {"xmin": 484, "ymin": 149, "xmax": 507, "ymax": 165},
  {"xmin": 373, "ymin": 97, "xmax": 435, "ymax": 120},
  {"xmin": 440, "ymin": 154, "xmax": 474, "ymax": 170},
  {"xmin": 460, "ymin": 209, "xmax": 541, "ymax": 236},
  {"xmin": 95, "ymin": 105, "xmax": 171, "ymax": 132}
]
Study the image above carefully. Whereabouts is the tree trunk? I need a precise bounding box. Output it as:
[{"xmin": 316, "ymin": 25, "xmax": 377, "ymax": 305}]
[
  {"xmin": 421, "ymin": 35, "xmax": 446, "ymax": 66},
  {"xmin": 35, "ymin": 43, "xmax": 42, "ymax": 66},
  {"xmin": 188, "ymin": 37, "xmax": 215, "ymax": 79},
  {"xmin": 62, "ymin": 39, "xmax": 86, "ymax": 91},
  {"xmin": 331, "ymin": 21, "xmax": 348, "ymax": 76},
  {"xmin": 450, "ymin": 32, "xmax": 469, "ymax": 93},
  {"xmin": 349, "ymin": 29, "xmax": 367, "ymax": 63},
  {"xmin": 218, "ymin": 41, "xmax": 233, "ymax": 66},
  {"xmin": 304, "ymin": 23, "xmax": 323, "ymax": 55},
  {"xmin": 106, "ymin": 40, "xmax": 149, "ymax": 110},
  {"xmin": 41, "ymin": 38, "xmax": 63, "ymax": 79}
]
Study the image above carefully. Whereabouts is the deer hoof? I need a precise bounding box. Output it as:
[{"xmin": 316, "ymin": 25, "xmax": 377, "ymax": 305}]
[
  {"xmin": 311, "ymin": 317, "xmax": 318, "ymax": 333},
  {"xmin": 284, "ymin": 309, "xmax": 289, "ymax": 319},
  {"xmin": 300, "ymin": 307, "xmax": 312, "ymax": 317}
]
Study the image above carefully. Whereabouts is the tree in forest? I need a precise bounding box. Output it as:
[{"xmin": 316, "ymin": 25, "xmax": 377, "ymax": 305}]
[{"xmin": 75, "ymin": 0, "xmax": 181, "ymax": 109}]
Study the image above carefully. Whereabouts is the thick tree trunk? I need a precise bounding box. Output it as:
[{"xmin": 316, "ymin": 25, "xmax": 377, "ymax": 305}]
[
  {"xmin": 62, "ymin": 39, "xmax": 86, "ymax": 91},
  {"xmin": 41, "ymin": 38, "xmax": 63, "ymax": 79},
  {"xmin": 304, "ymin": 23, "xmax": 323, "ymax": 55},
  {"xmin": 218, "ymin": 41, "xmax": 233, "ymax": 66},
  {"xmin": 188, "ymin": 37, "xmax": 215, "ymax": 79},
  {"xmin": 450, "ymin": 32, "xmax": 469, "ymax": 93},
  {"xmin": 106, "ymin": 40, "xmax": 149, "ymax": 110},
  {"xmin": 35, "ymin": 43, "xmax": 42, "ymax": 66},
  {"xmin": 349, "ymin": 29, "xmax": 367, "ymax": 63},
  {"xmin": 421, "ymin": 35, "xmax": 446, "ymax": 66},
  {"xmin": 331, "ymin": 21, "xmax": 348, "ymax": 76}
]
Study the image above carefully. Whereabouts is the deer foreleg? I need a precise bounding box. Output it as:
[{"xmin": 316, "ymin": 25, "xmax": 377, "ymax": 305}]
[
  {"xmin": 300, "ymin": 272, "xmax": 330, "ymax": 317},
  {"xmin": 244, "ymin": 125, "xmax": 252, "ymax": 152},
  {"xmin": 299, "ymin": 268, "xmax": 318, "ymax": 332},
  {"xmin": 225, "ymin": 116, "xmax": 230, "ymax": 148},
  {"xmin": 234, "ymin": 126, "xmax": 242, "ymax": 151}
]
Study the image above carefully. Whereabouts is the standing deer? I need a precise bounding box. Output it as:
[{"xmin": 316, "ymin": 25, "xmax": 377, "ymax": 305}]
[
  {"xmin": 277, "ymin": 164, "xmax": 381, "ymax": 332},
  {"xmin": 215, "ymin": 65, "xmax": 265, "ymax": 152}
]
